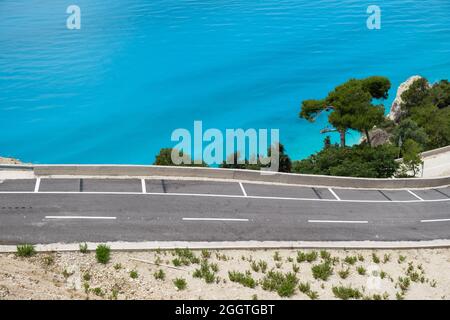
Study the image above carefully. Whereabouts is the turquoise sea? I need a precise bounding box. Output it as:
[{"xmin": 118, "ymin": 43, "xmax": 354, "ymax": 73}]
[{"xmin": 1, "ymin": 0, "xmax": 450, "ymax": 164}]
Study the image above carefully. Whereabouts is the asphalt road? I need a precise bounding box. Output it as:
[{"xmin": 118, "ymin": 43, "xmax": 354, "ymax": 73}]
[{"xmin": 0, "ymin": 178, "xmax": 449, "ymax": 244}]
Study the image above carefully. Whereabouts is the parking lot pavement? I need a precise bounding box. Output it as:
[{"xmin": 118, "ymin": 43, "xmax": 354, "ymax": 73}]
[
  {"xmin": 242, "ymin": 183, "xmax": 334, "ymax": 199},
  {"xmin": 0, "ymin": 179, "xmax": 36, "ymax": 191},
  {"xmin": 162, "ymin": 180, "xmax": 243, "ymax": 195},
  {"xmin": 80, "ymin": 179, "xmax": 141, "ymax": 193},
  {"xmin": 333, "ymin": 189, "xmax": 388, "ymax": 201},
  {"xmin": 378, "ymin": 190, "xmax": 418, "ymax": 201},
  {"xmin": 412, "ymin": 189, "xmax": 450, "ymax": 200},
  {"xmin": 144, "ymin": 179, "xmax": 165, "ymax": 193},
  {"xmin": 39, "ymin": 178, "xmax": 81, "ymax": 192}
]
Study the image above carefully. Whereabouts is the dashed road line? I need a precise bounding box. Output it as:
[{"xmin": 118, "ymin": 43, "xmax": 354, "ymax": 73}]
[
  {"xmin": 141, "ymin": 179, "xmax": 146, "ymax": 194},
  {"xmin": 183, "ymin": 217, "xmax": 249, "ymax": 222},
  {"xmin": 44, "ymin": 216, "xmax": 117, "ymax": 220},
  {"xmin": 239, "ymin": 182, "xmax": 248, "ymax": 197},
  {"xmin": 34, "ymin": 178, "xmax": 41, "ymax": 193},
  {"xmin": 420, "ymin": 218, "xmax": 450, "ymax": 223},
  {"xmin": 407, "ymin": 190, "xmax": 424, "ymax": 201},
  {"xmin": 328, "ymin": 188, "xmax": 341, "ymax": 201},
  {"xmin": 308, "ymin": 220, "xmax": 369, "ymax": 224}
]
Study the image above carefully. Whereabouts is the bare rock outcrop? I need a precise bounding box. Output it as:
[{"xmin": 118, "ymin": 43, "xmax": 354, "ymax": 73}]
[{"xmin": 387, "ymin": 75, "xmax": 423, "ymax": 123}]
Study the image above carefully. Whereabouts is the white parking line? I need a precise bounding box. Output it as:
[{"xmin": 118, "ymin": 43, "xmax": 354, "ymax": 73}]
[
  {"xmin": 34, "ymin": 178, "xmax": 41, "ymax": 193},
  {"xmin": 407, "ymin": 190, "xmax": 424, "ymax": 201},
  {"xmin": 141, "ymin": 179, "xmax": 146, "ymax": 194},
  {"xmin": 420, "ymin": 218, "xmax": 450, "ymax": 223},
  {"xmin": 328, "ymin": 188, "xmax": 341, "ymax": 201},
  {"xmin": 45, "ymin": 216, "xmax": 117, "ymax": 220},
  {"xmin": 183, "ymin": 218, "xmax": 249, "ymax": 222},
  {"xmin": 308, "ymin": 220, "xmax": 368, "ymax": 224},
  {"xmin": 239, "ymin": 182, "xmax": 247, "ymax": 197}
]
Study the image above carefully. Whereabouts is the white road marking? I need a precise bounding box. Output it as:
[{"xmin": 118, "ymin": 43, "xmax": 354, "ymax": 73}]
[
  {"xmin": 328, "ymin": 188, "xmax": 341, "ymax": 201},
  {"xmin": 183, "ymin": 218, "xmax": 249, "ymax": 222},
  {"xmin": 141, "ymin": 179, "xmax": 146, "ymax": 194},
  {"xmin": 407, "ymin": 190, "xmax": 424, "ymax": 201},
  {"xmin": 1, "ymin": 191, "xmax": 449, "ymax": 204},
  {"xmin": 239, "ymin": 182, "xmax": 247, "ymax": 197},
  {"xmin": 34, "ymin": 178, "xmax": 41, "ymax": 193},
  {"xmin": 308, "ymin": 220, "xmax": 368, "ymax": 224},
  {"xmin": 420, "ymin": 218, "xmax": 450, "ymax": 223},
  {"xmin": 45, "ymin": 216, "xmax": 116, "ymax": 220}
]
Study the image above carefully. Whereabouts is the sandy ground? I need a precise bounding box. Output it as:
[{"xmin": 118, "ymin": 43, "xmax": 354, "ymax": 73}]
[{"xmin": 0, "ymin": 248, "xmax": 449, "ymax": 300}]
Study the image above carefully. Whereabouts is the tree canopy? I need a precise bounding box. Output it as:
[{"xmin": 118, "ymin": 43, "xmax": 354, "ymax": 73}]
[{"xmin": 300, "ymin": 76, "xmax": 390, "ymax": 147}]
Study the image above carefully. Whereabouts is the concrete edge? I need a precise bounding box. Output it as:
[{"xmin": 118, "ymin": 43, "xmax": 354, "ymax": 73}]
[{"xmin": 3, "ymin": 240, "xmax": 450, "ymax": 253}]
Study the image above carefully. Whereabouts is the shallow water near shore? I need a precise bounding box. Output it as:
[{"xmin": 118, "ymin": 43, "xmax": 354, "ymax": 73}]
[{"xmin": 1, "ymin": 0, "xmax": 450, "ymax": 164}]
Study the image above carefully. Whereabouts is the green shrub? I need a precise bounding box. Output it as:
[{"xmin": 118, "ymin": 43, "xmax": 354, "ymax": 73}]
[
  {"xmin": 261, "ymin": 271, "xmax": 298, "ymax": 297},
  {"xmin": 79, "ymin": 243, "xmax": 88, "ymax": 254},
  {"xmin": 43, "ymin": 255, "xmax": 54, "ymax": 266},
  {"xmin": 273, "ymin": 251, "xmax": 282, "ymax": 261},
  {"xmin": 113, "ymin": 263, "xmax": 122, "ymax": 270},
  {"xmin": 250, "ymin": 261, "xmax": 260, "ymax": 272},
  {"xmin": 292, "ymin": 264, "xmax": 299, "ymax": 273},
  {"xmin": 338, "ymin": 268, "xmax": 350, "ymax": 279},
  {"xmin": 307, "ymin": 290, "xmax": 319, "ymax": 300},
  {"xmin": 397, "ymin": 277, "xmax": 410, "ymax": 291},
  {"xmin": 398, "ymin": 255, "xmax": 406, "ymax": 263},
  {"xmin": 193, "ymin": 260, "xmax": 216, "ymax": 284},
  {"xmin": 173, "ymin": 278, "xmax": 187, "ymax": 290},
  {"xmin": 172, "ymin": 248, "xmax": 199, "ymax": 265},
  {"xmin": 357, "ymin": 266, "xmax": 366, "ymax": 275},
  {"xmin": 92, "ymin": 287, "xmax": 104, "ymax": 297},
  {"xmin": 228, "ymin": 271, "xmax": 257, "ymax": 289},
  {"xmin": 16, "ymin": 244, "xmax": 36, "ymax": 257},
  {"xmin": 383, "ymin": 254, "xmax": 391, "ymax": 263},
  {"xmin": 311, "ymin": 262, "xmax": 333, "ymax": 281},
  {"xmin": 83, "ymin": 272, "xmax": 91, "ymax": 281},
  {"xmin": 201, "ymin": 249, "xmax": 211, "ymax": 259},
  {"xmin": 344, "ymin": 256, "xmax": 357, "ymax": 265},
  {"xmin": 297, "ymin": 251, "xmax": 318, "ymax": 263},
  {"xmin": 372, "ymin": 253, "xmax": 380, "ymax": 264},
  {"xmin": 154, "ymin": 269, "xmax": 166, "ymax": 281},
  {"xmin": 320, "ymin": 250, "xmax": 331, "ymax": 261},
  {"xmin": 130, "ymin": 270, "xmax": 138, "ymax": 279},
  {"xmin": 95, "ymin": 244, "xmax": 111, "ymax": 264},
  {"xmin": 299, "ymin": 282, "xmax": 311, "ymax": 293},
  {"xmin": 332, "ymin": 285, "xmax": 362, "ymax": 300}
]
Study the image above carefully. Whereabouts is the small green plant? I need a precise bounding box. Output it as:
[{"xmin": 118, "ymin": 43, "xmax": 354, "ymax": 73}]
[
  {"xmin": 372, "ymin": 253, "xmax": 380, "ymax": 264},
  {"xmin": 173, "ymin": 278, "xmax": 187, "ymax": 290},
  {"xmin": 396, "ymin": 291, "xmax": 405, "ymax": 300},
  {"xmin": 228, "ymin": 271, "xmax": 257, "ymax": 289},
  {"xmin": 311, "ymin": 262, "xmax": 333, "ymax": 281},
  {"xmin": 332, "ymin": 285, "xmax": 362, "ymax": 300},
  {"xmin": 210, "ymin": 263, "xmax": 219, "ymax": 273},
  {"xmin": 338, "ymin": 268, "xmax": 350, "ymax": 279},
  {"xmin": 92, "ymin": 287, "xmax": 104, "ymax": 297},
  {"xmin": 172, "ymin": 258, "xmax": 182, "ymax": 267},
  {"xmin": 154, "ymin": 269, "xmax": 166, "ymax": 281},
  {"xmin": 79, "ymin": 243, "xmax": 88, "ymax": 253},
  {"xmin": 430, "ymin": 280, "xmax": 437, "ymax": 288},
  {"xmin": 193, "ymin": 260, "xmax": 216, "ymax": 284},
  {"xmin": 201, "ymin": 249, "xmax": 211, "ymax": 259},
  {"xmin": 130, "ymin": 270, "xmax": 138, "ymax": 279},
  {"xmin": 398, "ymin": 255, "xmax": 406, "ymax": 264},
  {"xmin": 83, "ymin": 272, "xmax": 91, "ymax": 281},
  {"xmin": 250, "ymin": 261, "xmax": 260, "ymax": 272},
  {"xmin": 397, "ymin": 277, "xmax": 410, "ymax": 292},
  {"xmin": 43, "ymin": 255, "xmax": 54, "ymax": 266},
  {"xmin": 110, "ymin": 288, "xmax": 119, "ymax": 300},
  {"xmin": 258, "ymin": 260, "xmax": 268, "ymax": 273},
  {"xmin": 297, "ymin": 251, "xmax": 318, "ymax": 263},
  {"xmin": 320, "ymin": 250, "xmax": 331, "ymax": 261},
  {"xmin": 357, "ymin": 254, "xmax": 365, "ymax": 262},
  {"xmin": 275, "ymin": 262, "xmax": 282, "ymax": 269},
  {"xmin": 113, "ymin": 263, "xmax": 122, "ymax": 270},
  {"xmin": 292, "ymin": 264, "xmax": 299, "ymax": 273},
  {"xmin": 261, "ymin": 271, "xmax": 298, "ymax": 297},
  {"xmin": 299, "ymin": 282, "xmax": 311, "ymax": 293},
  {"xmin": 16, "ymin": 244, "xmax": 36, "ymax": 257},
  {"xmin": 383, "ymin": 254, "xmax": 391, "ymax": 263},
  {"xmin": 357, "ymin": 266, "xmax": 366, "ymax": 275},
  {"xmin": 62, "ymin": 269, "xmax": 74, "ymax": 278},
  {"xmin": 307, "ymin": 290, "xmax": 319, "ymax": 300},
  {"xmin": 95, "ymin": 244, "xmax": 111, "ymax": 264},
  {"xmin": 172, "ymin": 248, "xmax": 199, "ymax": 266},
  {"xmin": 380, "ymin": 271, "xmax": 387, "ymax": 279},
  {"xmin": 344, "ymin": 256, "xmax": 357, "ymax": 265},
  {"xmin": 273, "ymin": 251, "xmax": 282, "ymax": 261},
  {"xmin": 252, "ymin": 294, "xmax": 258, "ymax": 300},
  {"xmin": 83, "ymin": 282, "xmax": 90, "ymax": 294}
]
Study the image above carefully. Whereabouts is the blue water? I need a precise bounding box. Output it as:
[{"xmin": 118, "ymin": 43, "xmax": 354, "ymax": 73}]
[{"xmin": 1, "ymin": 0, "xmax": 450, "ymax": 164}]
